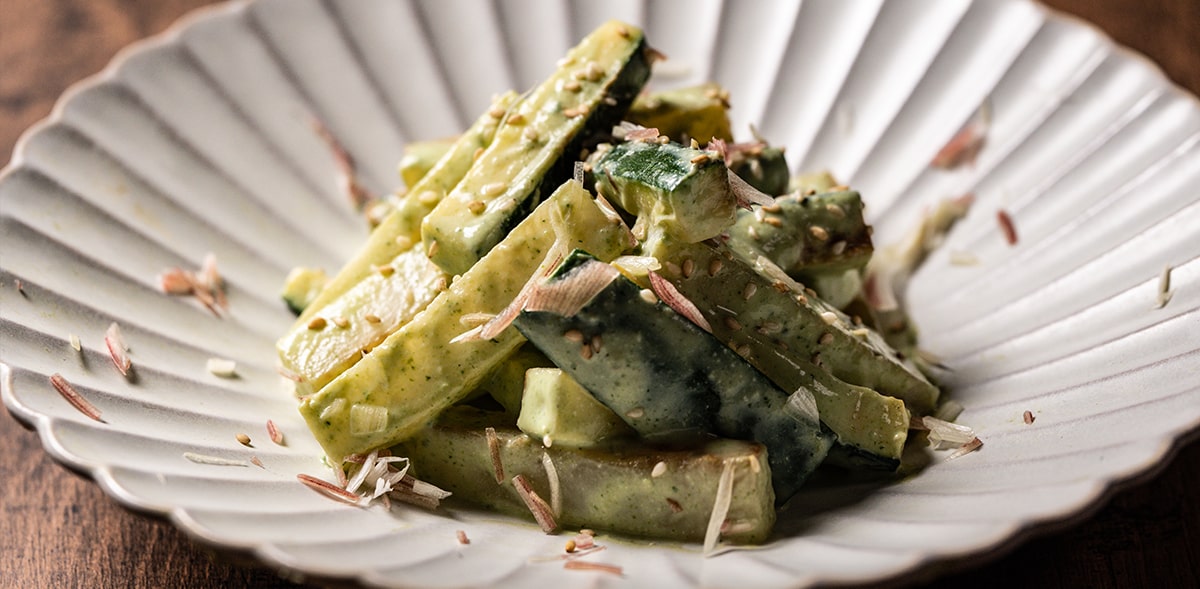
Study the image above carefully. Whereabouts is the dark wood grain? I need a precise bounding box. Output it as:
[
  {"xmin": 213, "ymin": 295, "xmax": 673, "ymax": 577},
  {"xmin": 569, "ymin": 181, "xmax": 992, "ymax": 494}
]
[{"xmin": 1, "ymin": 1, "xmax": 1197, "ymax": 588}]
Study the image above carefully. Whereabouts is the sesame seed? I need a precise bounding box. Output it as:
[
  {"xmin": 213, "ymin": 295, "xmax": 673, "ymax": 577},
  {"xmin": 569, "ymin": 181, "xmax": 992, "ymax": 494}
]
[
  {"xmin": 831, "ymin": 241, "xmax": 847, "ymax": 255},
  {"xmin": 708, "ymin": 258, "xmax": 723, "ymax": 276},
  {"xmin": 564, "ymin": 329, "xmax": 584, "ymax": 343},
  {"xmin": 481, "ymin": 182, "xmax": 507, "ymax": 197},
  {"xmin": 565, "ymin": 539, "xmax": 577, "ymax": 553},
  {"xmin": 626, "ymin": 407, "xmax": 645, "ymax": 419},
  {"xmin": 307, "ymin": 317, "xmax": 327, "ymax": 330},
  {"xmin": 639, "ymin": 289, "xmax": 657, "ymax": 303},
  {"xmin": 604, "ymin": 96, "xmax": 618, "ymax": 106},
  {"xmin": 394, "ymin": 236, "xmax": 413, "ymax": 249},
  {"xmin": 467, "ymin": 200, "xmax": 486, "ymax": 215},
  {"xmin": 825, "ymin": 203, "xmax": 846, "ymax": 218},
  {"xmin": 472, "ymin": 147, "xmax": 485, "ymax": 161},
  {"xmin": 666, "ymin": 498, "xmax": 683, "ymax": 513},
  {"xmin": 427, "ymin": 240, "xmax": 440, "ymax": 258},
  {"xmin": 690, "ymin": 138, "xmax": 700, "ymax": 149},
  {"xmin": 651, "ymin": 461, "xmax": 667, "ymax": 477},
  {"xmin": 332, "ymin": 316, "xmax": 349, "ymax": 328},
  {"xmin": 523, "ymin": 127, "xmax": 539, "ymax": 142},
  {"xmin": 820, "ymin": 311, "xmax": 838, "ymax": 325},
  {"xmin": 557, "ymin": 56, "xmax": 575, "ymax": 68},
  {"xmin": 590, "ymin": 335, "xmax": 603, "ymax": 354},
  {"xmin": 724, "ymin": 317, "xmax": 742, "ymax": 331},
  {"xmin": 735, "ymin": 344, "xmax": 751, "ymax": 357},
  {"xmin": 507, "ymin": 112, "xmax": 526, "ymax": 125},
  {"xmin": 818, "ymin": 332, "xmax": 834, "ymax": 345},
  {"xmin": 488, "ymin": 105, "xmax": 506, "ymax": 119},
  {"xmin": 831, "ymin": 184, "xmax": 850, "ymax": 192},
  {"xmin": 810, "ymin": 226, "xmax": 830, "ymax": 241},
  {"xmin": 747, "ymin": 226, "xmax": 760, "ymax": 240},
  {"xmin": 563, "ymin": 79, "xmax": 582, "ymax": 92},
  {"xmin": 690, "ymin": 154, "xmax": 710, "ymax": 165},
  {"xmin": 236, "ymin": 433, "xmax": 252, "ymax": 446},
  {"xmin": 811, "ymin": 352, "xmax": 823, "ymax": 367},
  {"xmin": 580, "ymin": 345, "xmax": 593, "ymax": 360},
  {"xmin": 997, "ymin": 209, "xmax": 1018, "ymax": 245},
  {"xmin": 756, "ymin": 322, "xmax": 781, "ymax": 335},
  {"xmin": 657, "ymin": 135, "xmax": 670, "ymax": 144},
  {"xmin": 742, "ymin": 283, "xmax": 758, "ymax": 300},
  {"xmin": 418, "ymin": 190, "xmax": 440, "ymax": 205},
  {"xmin": 585, "ymin": 61, "xmax": 602, "ymax": 81},
  {"xmin": 763, "ymin": 216, "xmax": 783, "ymax": 227},
  {"xmin": 682, "ymin": 258, "xmax": 695, "ymax": 278},
  {"xmin": 616, "ymin": 24, "xmax": 631, "ymax": 38},
  {"xmin": 375, "ymin": 264, "xmax": 395, "ymax": 277}
]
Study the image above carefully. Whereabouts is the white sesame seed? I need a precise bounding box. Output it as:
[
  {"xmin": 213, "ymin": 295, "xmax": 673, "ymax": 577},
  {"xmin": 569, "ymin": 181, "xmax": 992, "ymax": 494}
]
[
  {"xmin": 481, "ymin": 182, "xmax": 508, "ymax": 197},
  {"xmin": 820, "ymin": 311, "xmax": 838, "ymax": 325}
]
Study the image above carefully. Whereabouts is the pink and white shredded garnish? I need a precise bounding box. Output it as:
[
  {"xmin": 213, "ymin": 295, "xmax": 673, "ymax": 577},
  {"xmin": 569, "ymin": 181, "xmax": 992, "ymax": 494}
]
[
  {"xmin": 542, "ymin": 452, "xmax": 562, "ymax": 516},
  {"xmin": 946, "ymin": 437, "xmax": 984, "ymax": 461},
  {"xmin": 726, "ymin": 166, "xmax": 775, "ymax": 209},
  {"xmin": 157, "ymin": 253, "xmax": 228, "ymax": 317},
  {"xmin": 703, "ymin": 460, "xmax": 735, "ymax": 555},
  {"xmin": 333, "ymin": 451, "xmax": 452, "ymax": 510},
  {"xmin": 456, "ymin": 530, "xmax": 470, "ymax": 545},
  {"xmin": 297, "ymin": 473, "xmax": 363, "ymax": 506},
  {"xmin": 184, "ymin": 452, "xmax": 249, "ymax": 467},
  {"xmin": 486, "ymin": 426, "xmax": 505, "ymax": 484},
  {"xmin": 310, "ymin": 114, "xmax": 376, "ymax": 212},
  {"xmin": 266, "ymin": 419, "xmax": 285, "ymax": 445},
  {"xmin": 931, "ymin": 102, "xmax": 990, "ymax": 169},
  {"xmin": 104, "ymin": 322, "xmax": 132, "ymax": 377},
  {"xmin": 922, "ymin": 416, "xmax": 977, "ymax": 450},
  {"xmin": 563, "ymin": 560, "xmax": 623, "ymax": 575},
  {"xmin": 49, "ymin": 373, "xmax": 103, "ymax": 422},
  {"xmin": 648, "ymin": 271, "xmax": 711, "ymax": 332},
  {"xmin": 513, "ymin": 474, "xmax": 558, "ymax": 533}
]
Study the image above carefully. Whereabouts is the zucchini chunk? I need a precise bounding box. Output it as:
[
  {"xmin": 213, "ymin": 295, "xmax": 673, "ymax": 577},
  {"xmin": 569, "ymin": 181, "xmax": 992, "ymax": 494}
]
[
  {"xmin": 626, "ymin": 82, "xmax": 734, "ymax": 144},
  {"xmin": 299, "ymin": 180, "xmax": 630, "ymax": 461},
  {"xmin": 276, "ymin": 92, "xmax": 519, "ymax": 394},
  {"xmin": 474, "ymin": 343, "xmax": 553, "ymax": 415},
  {"xmin": 421, "ymin": 21, "xmax": 653, "ymax": 276},
  {"xmin": 513, "ymin": 251, "xmax": 833, "ymax": 500},
  {"xmin": 593, "ymin": 139, "xmax": 736, "ymax": 253},
  {"xmin": 517, "ymin": 367, "xmax": 635, "ymax": 448},
  {"xmin": 396, "ymin": 406, "xmax": 775, "ymax": 544}
]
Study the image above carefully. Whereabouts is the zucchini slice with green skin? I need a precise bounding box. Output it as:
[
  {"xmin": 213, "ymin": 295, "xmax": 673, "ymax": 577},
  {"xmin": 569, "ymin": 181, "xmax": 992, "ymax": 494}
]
[
  {"xmin": 593, "ymin": 139, "xmax": 735, "ymax": 253},
  {"xmin": 276, "ymin": 92, "xmax": 519, "ymax": 394},
  {"xmin": 395, "ymin": 406, "xmax": 775, "ymax": 544},
  {"xmin": 626, "ymin": 82, "xmax": 734, "ymax": 144},
  {"xmin": 421, "ymin": 21, "xmax": 653, "ymax": 276},
  {"xmin": 660, "ymin": 239, "xmax": 937, "ymax": 416},
  {"xmin": 299, "ymin": 180, "xmax": 630, "ymax": 461},
  {"xmin": 513, "ymin": 251, "xmax": 833, "ymax": 501}
]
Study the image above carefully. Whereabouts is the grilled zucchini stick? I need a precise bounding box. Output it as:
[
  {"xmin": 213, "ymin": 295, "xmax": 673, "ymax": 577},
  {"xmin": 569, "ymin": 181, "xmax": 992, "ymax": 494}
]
[{"xmin": 421, "ymin": 21, "xmax": 654, "ymax": 276}]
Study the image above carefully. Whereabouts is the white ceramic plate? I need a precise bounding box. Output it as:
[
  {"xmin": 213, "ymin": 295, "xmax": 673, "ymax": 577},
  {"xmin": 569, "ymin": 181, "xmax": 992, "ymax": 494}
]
[{"xmin": 3, "ymin": 0, "xmax": 1198, "ymax": 587}]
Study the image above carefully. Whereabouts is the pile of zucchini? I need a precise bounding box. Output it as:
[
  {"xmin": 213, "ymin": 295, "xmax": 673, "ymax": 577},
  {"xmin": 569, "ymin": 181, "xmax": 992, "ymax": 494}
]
[{"xmin": 277, "ymin": 21, "xmax": 939, "ymax": 545}]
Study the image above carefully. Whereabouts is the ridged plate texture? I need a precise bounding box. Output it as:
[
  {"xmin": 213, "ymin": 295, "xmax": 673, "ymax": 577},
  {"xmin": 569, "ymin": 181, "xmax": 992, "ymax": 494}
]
[{"xmin": 2, "ymin": 0, "xmax": 1197, "ymax": 587}]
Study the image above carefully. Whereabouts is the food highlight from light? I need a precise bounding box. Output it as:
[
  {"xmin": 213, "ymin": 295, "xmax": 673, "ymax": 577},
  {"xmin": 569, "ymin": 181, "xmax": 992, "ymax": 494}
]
[{"xmin": 275, "ymin": 20, "xmax": 978, "ymax": 551}]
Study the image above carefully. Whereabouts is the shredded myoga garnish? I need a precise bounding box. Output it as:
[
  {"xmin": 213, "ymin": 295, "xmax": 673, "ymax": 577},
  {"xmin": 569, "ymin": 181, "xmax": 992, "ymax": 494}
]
[{"xmin": 277, "ymin": 20, "xmax": 977, "ymax": 555}]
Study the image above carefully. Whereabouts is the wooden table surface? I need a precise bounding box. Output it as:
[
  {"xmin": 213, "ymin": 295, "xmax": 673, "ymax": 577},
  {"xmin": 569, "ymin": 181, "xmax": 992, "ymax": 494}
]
[{"xmin": 2, "ymin": 1, "xmax": 1197, "ymax": 587}]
